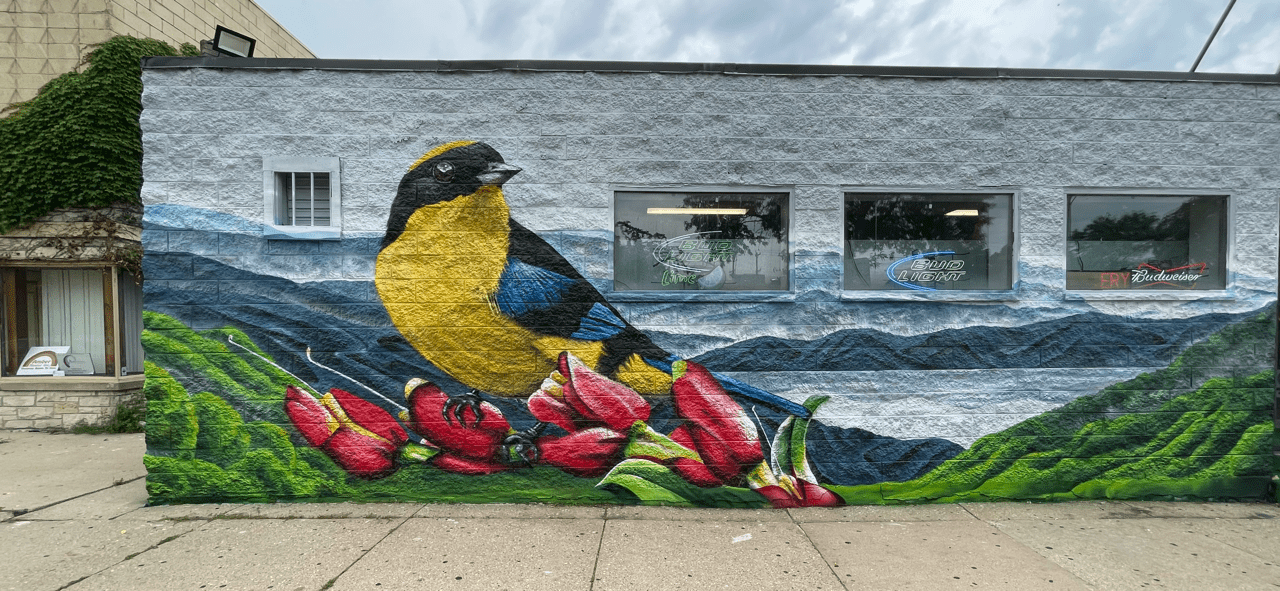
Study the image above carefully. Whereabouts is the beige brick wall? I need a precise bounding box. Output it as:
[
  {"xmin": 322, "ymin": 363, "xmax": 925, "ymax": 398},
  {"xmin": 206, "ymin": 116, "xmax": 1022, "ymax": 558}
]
[
  {"xmin": 0, "ymin": 204, "xmax": 142, "ymax": 262},
  {"xmin": 2, "ymin": 0, "xmax": 312, "ymax": 109}
]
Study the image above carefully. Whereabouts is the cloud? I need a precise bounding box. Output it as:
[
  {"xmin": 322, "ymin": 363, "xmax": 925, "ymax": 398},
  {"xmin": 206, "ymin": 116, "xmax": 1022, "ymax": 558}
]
[{"xmin": 254, "ymin": 0, "xmax": 1271, "ymax": 72}]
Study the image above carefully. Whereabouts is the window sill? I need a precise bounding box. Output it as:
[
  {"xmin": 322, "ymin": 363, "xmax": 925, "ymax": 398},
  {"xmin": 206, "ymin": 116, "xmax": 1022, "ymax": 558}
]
[
  {"xmin": 1063, "ymin": 289, "xmax": 1236, "ymax": 301},
  {"xmin": 607, "ymin": 290, "xmax": 797, "ymax": 303},
  {"xmin": 0, "ymin": 374, "xmax": 145, "ymax": 392},
  {"xmin": 840, "ymin": 290, "xmax": 1020, "ymax": 302},
  {"xmin": 264, "ymin": 225, "xmax": 341, "ymax": 241}
]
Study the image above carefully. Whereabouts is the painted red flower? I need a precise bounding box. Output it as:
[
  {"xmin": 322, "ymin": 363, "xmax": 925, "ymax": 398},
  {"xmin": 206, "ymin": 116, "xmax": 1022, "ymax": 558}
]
[
  {"xmin": 431, "ymin": 452, "xmax": 511, "ymax": 476},
  {"xmin": 536, "ymin": 427, "xmax": 628, "ymax": 478},
  {"xmin": 402, "ymin": 379, "xmax": 513, "ymax": 473},
  {"xmin": 285, "ymin": 386, "xmax": 408, "ymax": 479},
  {"xmin": 749, "ymin": 469, "xmax": 844, "ymax": 509},
  {"xmin": 668, "ymin": 360, "xmax": 764, "ymax": 486},
  {"xmin": 527, "ymin": 352, "xmax": 650, "ymax": 433}
]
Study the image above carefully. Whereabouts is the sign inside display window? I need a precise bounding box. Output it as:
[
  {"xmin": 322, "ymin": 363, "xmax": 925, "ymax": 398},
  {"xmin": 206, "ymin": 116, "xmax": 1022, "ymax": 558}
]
[
  {"xmin": 16, "ymin": 346, "xmax": 70, "ymax": 376},
  {"xmin": 844, "ymin": 193, "xmax": 1014, "ymax": 291},
  {"xmin": 887, "ymin": 251, "xmax": 968, "ymax": 290},
  {"xmin": 1066, "ymin": 194, "xmax": 1226, "ymax": 291},
  {"xmin": 614, "ymin": 192, "xmax": 790, "ymax": 292},
  {"xmin": 61, "ymin": 353, "xmax": 96, "ymax": 375}
]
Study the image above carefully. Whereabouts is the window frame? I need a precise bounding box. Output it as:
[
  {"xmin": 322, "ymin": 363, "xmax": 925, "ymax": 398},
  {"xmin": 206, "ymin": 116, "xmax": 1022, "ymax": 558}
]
[
  {"xmin": 262, "ymin": 156, "xmax": 342, "ymax": 240},
  {"xmin": 607, "ymin": 185, "xmax": 797, "ymax": 302},
  {"xmin": 839, "ymin": 187, "xmax": 1022, "ymax": 302},
  {"xmin": 1063, "ymin": 188, "xmax": 1235, "ymax": 301},
  {"xmin": 0, "ymin": 264, "xmax": 142, "ymax": 381}
]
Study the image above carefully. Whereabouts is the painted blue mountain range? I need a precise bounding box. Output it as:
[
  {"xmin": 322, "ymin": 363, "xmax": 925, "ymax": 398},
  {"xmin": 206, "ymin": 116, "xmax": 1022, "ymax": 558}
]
[{"xmin": 691, "ymin": 311, "xmax": 1256, "ymax": 372}]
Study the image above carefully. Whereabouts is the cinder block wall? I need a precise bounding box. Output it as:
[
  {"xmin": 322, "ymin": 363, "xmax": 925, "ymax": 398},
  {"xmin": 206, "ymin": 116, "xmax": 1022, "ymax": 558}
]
[
  {"xmin": 137, "ymin": 63, "xmax": 1279, "ymax": 504},
  {"xmin": 1, "ymin": 0, "xmax": 312, "ymax": 108}
]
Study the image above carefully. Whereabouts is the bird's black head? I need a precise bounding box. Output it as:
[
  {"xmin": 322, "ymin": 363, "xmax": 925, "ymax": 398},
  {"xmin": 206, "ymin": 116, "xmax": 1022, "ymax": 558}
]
[{"xmin": 382, "ymin": 141, "xmax": 521, "ymax": 250}]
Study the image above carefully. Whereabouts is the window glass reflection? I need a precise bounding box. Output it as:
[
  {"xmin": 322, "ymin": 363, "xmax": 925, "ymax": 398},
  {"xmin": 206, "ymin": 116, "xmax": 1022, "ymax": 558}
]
[
  {"xmin": 2, "ymin": 268, "xmax": 111, "ymax": 376},
  {"xmin": 614, "ymin": 192, "xmax": 789, "ymax": 292},
  {"xmin": 844, "ymin": 193, "xmax": 1014, "ymax": 291},
  {"xmin": 1066, "ymin": 195, "xmax": 1227, "ymax": 290}
]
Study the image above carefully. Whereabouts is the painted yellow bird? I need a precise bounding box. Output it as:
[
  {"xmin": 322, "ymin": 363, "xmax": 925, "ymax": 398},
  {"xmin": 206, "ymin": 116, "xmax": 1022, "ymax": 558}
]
[{"xmin": 375, "ymin": 140, "xmax": 810, "ymax": 418}]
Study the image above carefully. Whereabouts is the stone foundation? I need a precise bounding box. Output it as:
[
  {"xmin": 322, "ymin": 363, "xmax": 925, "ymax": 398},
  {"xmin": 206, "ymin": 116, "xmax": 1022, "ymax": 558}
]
[{"xmin": 0, "ymin": 376, "xmax": 144, "ymax": 430}]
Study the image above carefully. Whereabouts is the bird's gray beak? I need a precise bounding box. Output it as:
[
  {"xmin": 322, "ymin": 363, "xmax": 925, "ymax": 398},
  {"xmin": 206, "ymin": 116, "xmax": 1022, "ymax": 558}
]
[{"xmin": 478, "ymin": 162, "xmax": 521, "ymax": 186}]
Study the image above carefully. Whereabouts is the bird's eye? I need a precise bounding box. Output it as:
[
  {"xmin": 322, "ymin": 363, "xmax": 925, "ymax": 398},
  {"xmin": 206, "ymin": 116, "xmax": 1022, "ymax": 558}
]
[{"xmin": 434, "ymin": 161, "xmax": 455, "ymax": 182}]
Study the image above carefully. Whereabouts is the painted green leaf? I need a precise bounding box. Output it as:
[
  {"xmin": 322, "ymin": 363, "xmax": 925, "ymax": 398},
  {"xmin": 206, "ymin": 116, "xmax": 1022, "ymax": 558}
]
[
  {"xmin": 602, "ymin": 474, "xmax": 690, "ymax": 505},
  {"xmin": 400, "ymin": 442, "xmax": 439, "ymax": 463},
  {"xmin": 598, "ymin": 459, "xmax": 771, "ymax": 507},
  {"xmin": 597, "ymin": 459, "xmax": 693, "ymax": 504},
  {"xmin": 771, "ymin": 395, "xmax": 830, "ymax": 483},
  {"xmin": 624, "ymin": 422, "xmax": 700, "ymax": 462}
]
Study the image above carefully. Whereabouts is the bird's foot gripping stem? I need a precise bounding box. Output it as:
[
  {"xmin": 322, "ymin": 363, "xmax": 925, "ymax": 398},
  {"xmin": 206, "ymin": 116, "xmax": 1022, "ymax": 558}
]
[
  {"xmin": 442, "ymin": 389, "xmax": 487, "ymax": 428},
  {"xmin": 503, "ymin": 422, "xmax": 547, "ymax": 466}
]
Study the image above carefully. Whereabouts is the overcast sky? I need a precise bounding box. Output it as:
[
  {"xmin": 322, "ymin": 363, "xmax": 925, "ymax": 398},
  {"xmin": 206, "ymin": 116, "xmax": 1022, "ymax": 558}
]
[{"xmin": 254, "ymin": 0, "xmax": 1278, "ymax": 73}]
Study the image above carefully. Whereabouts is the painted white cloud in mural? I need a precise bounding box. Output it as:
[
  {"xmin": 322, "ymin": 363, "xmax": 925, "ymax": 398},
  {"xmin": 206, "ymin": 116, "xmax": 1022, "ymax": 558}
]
[{"xmin": 256, "ymin": 0, "xmax": 1277, "ymax": 73}]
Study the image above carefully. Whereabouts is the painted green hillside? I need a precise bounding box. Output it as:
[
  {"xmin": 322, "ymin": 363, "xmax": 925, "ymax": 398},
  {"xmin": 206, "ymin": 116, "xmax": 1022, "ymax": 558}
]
[
  {"xmin": 834, "ymin": 310, "xmax": 1277, "ymax": 504},
  {"xmin": 143, "ymin": 309, "xmax": 1276, "ymax": 505}
]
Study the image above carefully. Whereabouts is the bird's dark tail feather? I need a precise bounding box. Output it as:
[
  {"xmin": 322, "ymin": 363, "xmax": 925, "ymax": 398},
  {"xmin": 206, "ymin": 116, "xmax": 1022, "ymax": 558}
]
[{"xmin": 643, "ymin": 356, "xmax": 812, "ymax": 419}]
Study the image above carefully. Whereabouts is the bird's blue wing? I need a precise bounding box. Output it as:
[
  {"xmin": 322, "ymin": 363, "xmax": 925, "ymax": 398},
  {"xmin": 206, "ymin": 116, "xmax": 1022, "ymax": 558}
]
[
  {"xmin": 570, "ymin": 302, "xmax": 627, "ymax": 341},
  {"xmin": 494, "ymin": 257, "xmax": 626, "ymax": 341},
  {"xmin": 493, "ymin": 257, "xmax": 576, "ymax": 318}
]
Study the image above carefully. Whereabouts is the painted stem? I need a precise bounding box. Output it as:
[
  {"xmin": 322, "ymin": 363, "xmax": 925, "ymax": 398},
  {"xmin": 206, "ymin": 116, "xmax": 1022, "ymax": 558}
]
[
  {"xmin": 227, "ymin": 334, "xmax": 324, "ymax": 399},
  {"xmin": 304, "ymin": 347, "xmax": 407, "ymax": 412}
]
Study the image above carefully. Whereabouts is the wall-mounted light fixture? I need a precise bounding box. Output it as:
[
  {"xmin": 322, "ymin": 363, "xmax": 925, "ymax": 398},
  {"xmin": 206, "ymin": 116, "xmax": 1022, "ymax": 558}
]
[
  {"xmin": 944, "ymin": 209, "xmax": 980, "ymax": 217},
  {"xmin": 211, "ymin": 25, "xmax": 256, "ymax": 57}
]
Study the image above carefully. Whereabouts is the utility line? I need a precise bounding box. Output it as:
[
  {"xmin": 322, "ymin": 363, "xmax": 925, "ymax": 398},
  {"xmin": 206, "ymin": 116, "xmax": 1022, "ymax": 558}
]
[{"xmin": 1191, "ymin": 0, "xmax": 1236, "ymax": 72}]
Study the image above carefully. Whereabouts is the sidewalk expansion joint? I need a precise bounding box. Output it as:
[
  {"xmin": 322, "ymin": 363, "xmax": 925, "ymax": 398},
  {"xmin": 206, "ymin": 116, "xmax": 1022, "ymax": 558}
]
[
  {"xmin": 587, "ymin": 516, "xmax": 609, "ymax": 591},
  {"xmin": 786, "ymin": 508, "xmax": 851, "ymax": 591},
  {"xmin": 320, "ymin": 512, "xmax": 416, "ymax": 589},
  {"xmin": 3, "ymin": 474, "xmax": 146, "ymax": 522},
  {"xmin": 51, "ymin": 522, "xmax": 196, "ymax": 591}
]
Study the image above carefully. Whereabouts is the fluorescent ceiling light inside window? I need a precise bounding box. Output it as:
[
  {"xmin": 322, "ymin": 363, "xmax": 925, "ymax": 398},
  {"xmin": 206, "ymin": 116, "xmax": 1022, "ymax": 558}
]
[
  {"xmin": 647, "ymin": 208, "xmax": 749, "ymax": 215},
  {"xmin": 945, "ymin": 209, "xmax": 980, "ymax": 216}
]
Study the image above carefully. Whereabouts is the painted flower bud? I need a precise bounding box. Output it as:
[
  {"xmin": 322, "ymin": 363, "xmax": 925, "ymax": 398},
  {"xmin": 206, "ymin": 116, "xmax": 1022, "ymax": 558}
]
[
  {"xmin": 557, "ymin": 352, "xmax": 650, "ymax": 432},
  {"xmin": 284, "ymin": 386, "xmax": 336, "ymax": 448},
  {"xmin": 795, "ymin": 478, "xmax": 844, "ymax": 507},
  {"xmin": 527, "ymin": 376, "xmax": 581, "ymax": 433},
  {"xmin": 432, "ymin": 452, "xmax": 511, "ymax": 476},
  {"xmin": 327, "ymin": 387, "xmax": 408, "ymax": 446},
  {"xmin": 752, "ymin": 484, "xmax": 803, "ymax": 509},
  {"xmin": 537, "ymin": 427, "xmax": 628, "ymax": 478},
  {"xmin": 666, "ymin": 424, "xmax": 726, "ymax": 488},
  {"xmin": 670, "ymin": 360, "xmax": 764, "ymax": 473},
  {"xmin": 747, "ymin": 462, "xmax": 845, "ymax": 508},
  {"xmin": 319, "ymin": 426, "xmax": 400, "ymax": 479},
  {"xmin": 404, "ymin": 380, "xmax": 511, "ymax": 463},
  {"xmin": 284, "ymin": 385, "xmax": 407, "ymax": 480}
]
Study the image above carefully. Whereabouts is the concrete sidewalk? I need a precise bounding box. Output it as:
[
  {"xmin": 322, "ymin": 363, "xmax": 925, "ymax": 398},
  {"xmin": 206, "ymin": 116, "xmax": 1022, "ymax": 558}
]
[{"xmin": 2, "ymin": 431, "xmax": 1278, "ymax": 591}]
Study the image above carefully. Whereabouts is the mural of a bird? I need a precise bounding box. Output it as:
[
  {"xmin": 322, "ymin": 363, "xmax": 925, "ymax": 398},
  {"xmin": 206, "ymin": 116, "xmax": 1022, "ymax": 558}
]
[{"xmin": 375, "ymin": 140, "xmax": 809, "ymax": 419}]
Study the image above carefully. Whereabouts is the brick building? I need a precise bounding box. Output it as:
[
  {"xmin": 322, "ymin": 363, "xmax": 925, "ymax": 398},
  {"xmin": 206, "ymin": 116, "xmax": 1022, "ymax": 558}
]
[{"xmin": 2, "ymin": 0, "xmax": 313, "ymax": 110}]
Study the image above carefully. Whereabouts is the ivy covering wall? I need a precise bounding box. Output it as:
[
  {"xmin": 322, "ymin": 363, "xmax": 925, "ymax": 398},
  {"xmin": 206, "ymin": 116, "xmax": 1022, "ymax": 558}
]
[{"xmin": 0, "ymin": 36, "xmax": 199, "ymax": 234}]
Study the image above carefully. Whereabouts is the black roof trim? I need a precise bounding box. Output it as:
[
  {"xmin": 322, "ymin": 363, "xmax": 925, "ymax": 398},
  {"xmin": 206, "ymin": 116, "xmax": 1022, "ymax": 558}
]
[{"xmin": 140, "ymin": 56, "xmax": 1280, "ymax": 84}]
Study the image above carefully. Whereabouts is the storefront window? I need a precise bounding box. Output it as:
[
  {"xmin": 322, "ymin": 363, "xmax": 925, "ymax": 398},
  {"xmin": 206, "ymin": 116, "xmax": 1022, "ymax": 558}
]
[
  {"xmin": 1066, "ymin": 194, "xmax": 1227, "ymax": 291},
  {"xmin": 614, "ymin": 192, "xmax": 789, "ymax": 292},
  {"xmin": 844, "ymin": 193, "xmax": 1014, "ymax": 291},
  {"xmin": 1, "ymin": 267, "xmax": 142, "ymax": 377}
]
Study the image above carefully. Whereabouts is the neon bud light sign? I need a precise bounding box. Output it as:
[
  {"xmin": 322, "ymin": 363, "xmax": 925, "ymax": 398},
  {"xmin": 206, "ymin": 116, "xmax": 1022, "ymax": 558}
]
[{"xmin": 886, "ymin": 251, "xmax": 966, "ymax": 291}]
